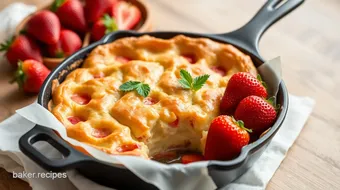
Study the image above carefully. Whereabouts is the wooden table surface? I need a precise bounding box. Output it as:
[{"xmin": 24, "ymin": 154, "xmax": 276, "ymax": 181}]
[{"xmin": 1, "ymin": 0, "xmax": 340, "ymax": 189}]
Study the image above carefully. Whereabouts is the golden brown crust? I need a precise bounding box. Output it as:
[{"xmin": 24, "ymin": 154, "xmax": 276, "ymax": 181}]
[{"xmin": 50, "ymin": 35, "xmax": 257, "ymax": 158}]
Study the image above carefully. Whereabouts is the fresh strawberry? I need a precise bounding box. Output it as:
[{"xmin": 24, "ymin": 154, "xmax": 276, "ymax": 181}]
[
  {"xmin": 91, "ymin": 14, "xmax": 118, "ymax": 41},
  {"xmin": 26, "ymin": 10, "xmax": 61, "ymax": 44},
  {"xmin": 235, "ymin": 96, "xmax": 277, "ymax": 135},
  {"xmin": 12, "ymin": 60, "xmax": 50, "ymax": 94},
  {"xmin": 48, "ymin": 29, "xmax": 82, "ymax": 58},
  {"xmin": 84, "ymin": 0, "xmax": 118, "ymax": 24},
  {"xmin": 204, "ymin": 115, "xmax": 251, "ymax": 161},
  {"xmin": 220, "ymin": 72, "xmax": 268, "ymax": 114},
  {"xmin": 52, "ymin": 0, "xmax": 87, "ymax": 33},
  {"xmin": 0, "ymin": 35, "xmax": 42, "ymax": 67},
  {"xmin": 181, "ymin": 154, "xmax": 204, "ymax": 164},
  {"xmin": 112, "ymin": 1, "xmax": 141, "ymax": 30}
]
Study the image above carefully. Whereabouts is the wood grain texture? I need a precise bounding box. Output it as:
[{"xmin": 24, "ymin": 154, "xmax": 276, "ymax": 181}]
[{"xmin": 0, "ymin": 0, "xmax": 340, "ymax": 189}]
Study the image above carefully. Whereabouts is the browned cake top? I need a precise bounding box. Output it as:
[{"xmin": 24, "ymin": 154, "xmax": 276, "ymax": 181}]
[{"xmin": 50, "ymin": 35, "xmax": 257, "ymax": 159}]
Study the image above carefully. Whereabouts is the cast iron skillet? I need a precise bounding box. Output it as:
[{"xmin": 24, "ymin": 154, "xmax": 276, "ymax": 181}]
[{"xmin": 19, "ymin": 0, "xmax": 304, "ymax": 189}]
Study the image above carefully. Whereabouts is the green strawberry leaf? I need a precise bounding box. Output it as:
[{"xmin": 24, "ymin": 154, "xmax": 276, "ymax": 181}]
[
  {"xmin": 257, "ymin": 74, "xmax": 268, "ymax": 89},
  {"xmin": 10, "ymin": 60, "xmax": 26, "ymax": 89},
  {"xmin": 232, "ymin": 116, "xmax": 252, "ymax": 133},
  {"xmin": 102, "ymin": 14, "xmax": 118, "ymax": 34},
  {"xmin": 51, "ymin": 0, "xmax": 66, "ymax": 12},
  {"xmin": 55, "ymin": 51, "xmax": 65, "ymax": 58},
  {"xmin": 0, "ymin": 36, "xmax": 14, "ymax": 52},
  {"xmin": 266, "ymin": 96, "xmax": 280, "ymax": 112}
]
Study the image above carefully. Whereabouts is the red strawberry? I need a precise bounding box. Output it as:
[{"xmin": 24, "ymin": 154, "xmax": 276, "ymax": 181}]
[
  {"xmin": 112, "ymin": 1, "xmax": 141, "ymax": 30},
  {"xmin": 48, "ymin": 29, "xmax": 82, "ymax": 58},
  {"xmin": 181, "ymin": 154, "xmax": 204, "ymax": 164},
  {"xmin": 91, "ymin": 14, "xmax": 118, "ymax": 41},
  {"xmin": 12, "ymin": 60, "xmax": 50, "ymax": 94},
  {"xmin": 220, "ymin": 72, "xmax": 268, "ymax": 114},
  {"xmin": 84, "ymin": 0, "xmax": 118, "ymax": 24},
  {"xmin": 204, "ymin": 115, "xmax": 251, "ymax": 161},
  {"xmin": 26, "ymin": 10, "xmax": 61, "ymax": 44},
  {"xmin": 235, "ymin": 96, "xmax": 277, "ymax": 135},
  {"xmin": 52, "ymin": 0, "xmax": 87, "ymax": 33},
  {"xmin": 0, "ymin": 35, "xmax": 42, "ymax": 67}
]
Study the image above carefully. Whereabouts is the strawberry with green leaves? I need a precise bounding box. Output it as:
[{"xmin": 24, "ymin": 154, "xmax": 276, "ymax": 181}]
[
  {"xmin": 0, "ymin": 35, "xmax": 42, "ymax": 67},
  {"xmin": 235, "ymin": 95, "xmax": 278, "ymax": 136},
  {"xmin": 48, "ymin": 29, "xmax": 82, "ymax": 58},
  {"xmin": 12, "ymin": 60, "xmax": 50, "ymax": 94},
  {"xmin": 91, "ymin": 14, "xmax": 118, "ymax": 41},
  {"xmin": 111, "ymin": 1, "xmax": 141, "ymax": 30},
  {"xmin": 52, "ymin": 0, "xmax": 87, "ymax": 33},
  {"xmin": 204, "ymin": 115, "xmax": 251, "ymax": 161},
  {"xmin": 220, "ymin": 72, "xmax": 268, "ymax": 114}
]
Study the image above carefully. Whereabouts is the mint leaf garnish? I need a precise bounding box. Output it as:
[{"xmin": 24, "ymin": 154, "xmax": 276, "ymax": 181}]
[
  {"xmin": 119, "ymin": 81, "xmax": 150, "ymax": 97},
  {"xmin": 178, "ymin": 69, "xmax": 210, "ymax": 91},
  {"xmin": 192, "ymin": 74, "xmax": 210, "ymax": 91}
]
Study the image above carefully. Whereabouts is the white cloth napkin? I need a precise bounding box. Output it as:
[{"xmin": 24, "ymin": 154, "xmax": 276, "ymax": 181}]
[{"xmin": 0, "ymin": 3, "xmax": 316, "ymax": 190}]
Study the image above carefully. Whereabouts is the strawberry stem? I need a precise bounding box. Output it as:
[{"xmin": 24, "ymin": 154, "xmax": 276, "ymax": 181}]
[
  {"xmin": 0, "ymin": 36, "xmax": 14, "ymax": 52},
  {"xmin": 51, "ymin": 0, "xmax": 65, "ymax": 12},
  {"xmin": 266, "ymin": 96, "xmax": 280, "ymax": 111},
  {"xmin": 10, "ymin": 61, "xmax": 26, "ymax": 89},
  {"xmin": 232, "ymin": 116, "xmax": 252, "ymax": 133},
  {"xmin": 257, "ymin": 74, "xmax": 268, "ymax": 89},
  {"xmin": 55, "ymin": 51, "xmax": 65, "ymax": 58},
  {"xmin": 102, "ymin": 14, "xmax": 118, "ymax": 34}
]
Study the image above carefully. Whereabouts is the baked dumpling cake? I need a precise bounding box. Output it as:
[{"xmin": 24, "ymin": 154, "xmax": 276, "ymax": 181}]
[{"xmin": 50, "ymin": 35, "xmax": 257, "ymax": 160}]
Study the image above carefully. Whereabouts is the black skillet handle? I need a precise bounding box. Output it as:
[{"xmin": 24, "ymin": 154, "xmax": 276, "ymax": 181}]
[
  {"xmin": 19, "ymin": 125, "xmax": 91, "ymax": 172},
  {"xmin": 219, "ymin": 0, "xmax": 304, "ymax": 56}
]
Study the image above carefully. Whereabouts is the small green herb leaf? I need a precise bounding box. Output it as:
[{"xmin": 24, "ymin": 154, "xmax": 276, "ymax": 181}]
[
  {"xmin": 180, "ymin": 69, "xmax": 192, "ymax": 84},
  {"xmin": 119, "ymin": 81, "xmax": 150, "ymax": 97},
  {"xmin": 178, "ymin": 79, "xmax": 191, "ymax": 89},
  {"xmin": 136, "ymin": 83, "xmax": 150, "ymax": 97},
  {"xmin": 178, "ymin": 69, "xmax": 210, "ymax": 91},
  {"xmin": 192, "ymin": 74, "xmax": 210, "ymax": 91},
  {"xmin": 119, "ymin": 81, "xmax": 141, "ymax": 91}
]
